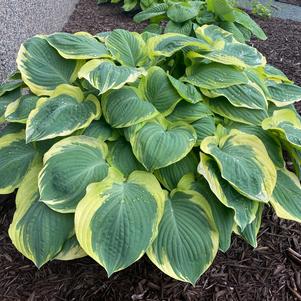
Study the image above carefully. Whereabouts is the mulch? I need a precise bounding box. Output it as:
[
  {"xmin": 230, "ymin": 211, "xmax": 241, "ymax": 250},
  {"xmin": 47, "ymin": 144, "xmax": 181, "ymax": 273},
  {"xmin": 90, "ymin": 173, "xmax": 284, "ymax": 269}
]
[
  {"xmin": 275, "ymin": 0, "xmax": 301, "ymax": 7},
  {"xmin": 0, "ymin": 0, "xmax": 301, "ymax": 300}
]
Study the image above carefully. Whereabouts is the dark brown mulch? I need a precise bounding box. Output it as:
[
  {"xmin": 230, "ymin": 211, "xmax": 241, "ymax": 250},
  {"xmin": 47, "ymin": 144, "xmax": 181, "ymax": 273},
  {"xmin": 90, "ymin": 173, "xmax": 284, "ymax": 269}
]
[
  {"xmin": 251, "ymin": 16, "xmax": 301, "ymax": 86},
  {"xmin": 1, "ymin": 195, "xmax": 301, "ymax": 301},
  {"xmin": 1, "ymin": 1, "xmax": 301, "ymax": 300}
]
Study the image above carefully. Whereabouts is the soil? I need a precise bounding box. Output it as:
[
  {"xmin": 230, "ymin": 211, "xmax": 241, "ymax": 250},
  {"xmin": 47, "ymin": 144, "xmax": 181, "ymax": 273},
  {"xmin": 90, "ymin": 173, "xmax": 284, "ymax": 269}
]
[{"xmin": 1, "ymin": 0, "xmax": 301, "ymax": 300}]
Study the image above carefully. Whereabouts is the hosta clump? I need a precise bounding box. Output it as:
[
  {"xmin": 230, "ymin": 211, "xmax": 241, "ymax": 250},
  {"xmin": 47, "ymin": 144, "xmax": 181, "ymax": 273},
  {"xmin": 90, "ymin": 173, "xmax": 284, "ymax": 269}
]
[
  {"xmin": 134, "ymin": 0, "xmax": 266, "ymax": 43},
  {"xmin": 98, "ymin": 0, "xmax": 266, "ymax": 42},
  {"xmin": 1, "ymin": 26, "xmax": 301, "ymax": 284}
]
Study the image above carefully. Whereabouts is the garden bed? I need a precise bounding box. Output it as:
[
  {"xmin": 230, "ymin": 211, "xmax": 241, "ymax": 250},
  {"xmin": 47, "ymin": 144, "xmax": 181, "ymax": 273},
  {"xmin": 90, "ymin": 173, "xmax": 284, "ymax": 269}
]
[{"xmin": 0, "ymin": 0, "xmax": 301, "ymax": 300}]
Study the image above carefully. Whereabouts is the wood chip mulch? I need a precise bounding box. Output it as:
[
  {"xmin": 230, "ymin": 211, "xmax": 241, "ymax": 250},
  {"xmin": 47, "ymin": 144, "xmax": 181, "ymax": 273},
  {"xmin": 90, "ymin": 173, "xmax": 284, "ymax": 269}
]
[{"xmin": 0, "ymin": 0, "xmax": 301, "ymax": 300}]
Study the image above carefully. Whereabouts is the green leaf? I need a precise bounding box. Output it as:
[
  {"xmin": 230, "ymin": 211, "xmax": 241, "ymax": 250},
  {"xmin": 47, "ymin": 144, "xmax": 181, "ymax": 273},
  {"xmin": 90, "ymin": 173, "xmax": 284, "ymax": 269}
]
[
  {"xmin": 267, "ymin": 83, "xmax": 301, "ymax": 107},
  {"xmin": 133, "ymin": 3, "xmax": 168, "ymax": 22},
  {"xmin": 192, "ymin": 115, "xmax": 216, "ymax": 145},
  {"xmin": 154, "ymin": 151, "xmax": 198, "ymax": 190},
  {"xmin": 262, "ymin": 109, "xmax": 301, "ymax": 150},
  {"xmin": 207, "ymin": 0, "xmax": 235, "ymax": 21},
  {"xmin": 178, "ymin": 174, "xmax": 234, "ymax": 252},
  {"xmin": 8, "ymin": 161, "xmax": 74, "ymax": 268},
  {"xmin": 102, "ymin": 86, "xmax": 159, "ymax": 128},
  {"xmin": 201, "ymin": 129, "xmax": 277, "ymax": 202},
  {"xmin": 78, "ymin": 59, "xmax": 145, "ymax": 95},
  {"xmin": 198, "ymin": 153, "xmax": 258, "ymax": 230},
  {"xmin": 39, "ymin": 136, "xmax": 109, "ymax": 213},
  {"xmin": 0, "ymin": 88, "xmax": 21, "ymax": 122},
  {"xmin": 233, "ymin": 10, "xmax": 267, "ymax": 40},
  {"xmin": 167, "ymin": 74, "xmax": 204, "ymax": 104},
  {"xmin": 228, "ymin": 123, "xmax": 284, "ymax": 168},
  {"xmin": 105, "ymin": 29, "xmax": 147, "ymax": 67},
  {"xmin": 166, "ymin": 1, "xmax": 203, "ymax": 23},
  {"xmin": 107, "ymin": 137, "xmax": 145, "ymax": 177},
  {"xmin": 202, "ymin": 83, "xmax": 268, "ymax": 110},
  {"xmin": 0, "ymin": 80, "xmax": 23, "ymax": 96},
  {"xmin": 17, "ymin": 36, "xmax": 80, "ymax": 96},
  {"xmin": 140, "ymin": 66, "xmax": 182, "ymax": 115},
  {"xmin": 5, "ymin": 94, "xmax": 39, "ymax": 123},
  {"xmin": 0, "ymin": 129, "xmax": 36, "ymax": 194},
  {"xmin": 167, "ymin": 101, "xmax": 212, "ymax": 123},
  {"xmin": 237, "ymin": 203, "xmax": 263, "ymax": 248},
  {"xmin": 55, "ymin": 235, "xmax": 86, "ymax": 261},
  {"xmin": 83, "ymin": 118, "xmax": 118, "ymax": 141},
  {"xmin": 129, "ymin": 118, "xmax": 197, "ymax": 171},
  {"xmin": 184, "ymin": 62, "xmax": 249, "ymax": 89},
  {"xmin": 270, "ymin": 168, "xmax": 301, "ymax": 223},
  {"xmin": 26, "ymin": 84, "xmax": 101, "ymax": 142},
  {"xmin": 165, "ymin": 20, "xmax": 193, "ymax": 36},
  {"xmin": 207, "ymin": 96, "xmax": 268, "ymax": 125},
  {"xmin": 46, "ymin": 32, "xmax": 110, "ymax": 59},
  {"xmin": 147, "ymin": 188, "xmax": 218, "ymax": 284},
  {"xmin": 75, "ymin": 169, "xmax": 165, "ymax": 276}
]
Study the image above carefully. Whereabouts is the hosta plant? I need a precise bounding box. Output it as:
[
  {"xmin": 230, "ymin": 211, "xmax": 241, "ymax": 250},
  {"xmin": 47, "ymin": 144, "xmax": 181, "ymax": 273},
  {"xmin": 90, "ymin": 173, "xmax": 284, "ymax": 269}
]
[
  {"xmin": 1, "ymin": 27, "xmax": 301, "ymax": 284},
  {"xmin": 134, "ymin": 0, "xmax": 266, "ymax": 42},
  {"xmin": 98, "ymin": 0, "xmax": 266, "ymax": 42}
]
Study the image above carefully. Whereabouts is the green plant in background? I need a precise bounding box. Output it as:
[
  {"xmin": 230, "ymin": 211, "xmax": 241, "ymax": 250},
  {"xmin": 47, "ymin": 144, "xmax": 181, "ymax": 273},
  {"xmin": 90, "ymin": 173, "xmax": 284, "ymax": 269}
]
[
  {"xmin": 97, "ymin": 0, "xmax": 267, "ymax": 42},
  {"xmin": 1, "ymin": 27, "xmax": 301, "ymax": 284},
  {"xmin": 251, "ymin": 0, "xmax": 272, "ymax": 18}
]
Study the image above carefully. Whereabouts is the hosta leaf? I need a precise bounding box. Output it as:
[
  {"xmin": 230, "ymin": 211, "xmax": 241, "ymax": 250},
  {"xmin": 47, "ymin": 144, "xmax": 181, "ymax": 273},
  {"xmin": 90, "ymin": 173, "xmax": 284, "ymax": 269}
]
[
  {"xmin": 166, "ymin": 101, "xmax": 212, "ymax": 123},
  {"xmin": 228, "ymin": 123, "xmax": 284, "ymax": 168},
  {"xmin": 46, "ymin": 32, "xmax": 110, "ymax": 59},
  {"xmin": 0, "ymin": 129, "xmax": 36, "ymax": 194},
  {"xmin": 166, "ymin": 1, "xmax": 203, "ymax": 23},
  {"xmin": 167, "ymin": 75, "xmax": 203, "ymax": 104},
  {"xmin": 147, "ymin": 188, "xmax": 218, "ymax": 284},
  {"xmin": 184, "ymin": 62, "xmax": 248, "ymax": 89},
  {"xmin": 154, "ymin": 151, "xmax": 198, "ymax": 190},
  {"xmin": 16, "ymin": 36, "xmax": 80, "ymax": 96},
  {"xmin": 78, "ymin": 59, "xmax": 145, "ymax": 95},
  {"xmin": 0, "ymin": 80, "xmax": 22, "ymax": 96},
  {"xmin": 192, "ymin": 115, "xmax": 216, "ymax": 145},
  {"xmin": 9, "ymin": 161, "xmax": 74, "ymax": 268},
  {"xmin": 5, "ymin": 94, "xmax": 39, "ymax": 123},
  {"xmin": 198, "ymin": 153, "xmax": 258, "ymax": 230},
  {"xmin": 39, "ymin": 136, "xmax": 109, "ymax": 213},
  {"xmin": 178, "ymin": 174, "xmax": 234, "ymax": 252},
  {"xmin": 55, "ymin": 235, "xmax": 86, "ymax": 261},
  {"xmin": 0, "ymin": 88, "xmax": 21, "ymax": 122},
  {"xmin": 201, "ymin": 129, "xmax": 277, "ymax": 202},
  {"xmin": 164, "ymin": 20, "xmax": 193, "ymax": 36},
  {"xmin": 75, "ymin": 169, "xmax": 165, "ymax": 276},
  {"xmin": 267, "ymin": 83, "xmax": 301, "ymax": 107},
  {"xmin": 203, "ymin": 83, "xmax": 268, "ymax": 110},
  {"xmin": 262, "ymin": 109, "xmax": 301, "ymax": 150},
  {"xmin": 207, "ymin": 0, "xmax": 235, "ymax": 21},
  {"xmin": 102, "ymin": 86, "xmax": 158, "ymax": 128},
  {"xmin": 147, "ymin": 33, "xmax": 211, "ymax": 58},
  {"xmin": 193, "ymin": 25, "xmax": 266, "ymax": 67},
  {"xmin": 233, "ymin": 10, "xmax": 267, "ymax": 40},
  {"xmin": 140, "ymin": 66, "xmax": 181, "ymax": 115},
  {"xmin": 26, "ymin": 85, "xmax": 100, "ymax": 142},
  {"xmin": 237, "ymin": 203, "xmax": 264, "ymax": 248},
  {"xmin": 83, "ymin": 118, "xmax": 118, "ymax": 141},
  {"xmin": 105, "ymin": 29, "xmax": 147, "ymax": 67},
  {"xmin": 270, "ymin": 168, "xmax": 301, "ymax": 223},
  {"xmin": 207, "ymin": 97, "xmax": 268, "ymax": 125},
  {"xmin": 107, "ymin": 138, "xmax": 145, "ymax": 177},
  {"xmin": 264, "ymin": 65, "xmax": 291, "ymax": 83},
  {"xmin": 220, "ymin": 21, "xmax": 246, "ymax": 43},
  {"xmin": 129, "ymin": 118, "xmax": 196, "ymax": 171},
  {"xmin": 133, "ymin": 3, "xmax": 168, "ymax": 22}
]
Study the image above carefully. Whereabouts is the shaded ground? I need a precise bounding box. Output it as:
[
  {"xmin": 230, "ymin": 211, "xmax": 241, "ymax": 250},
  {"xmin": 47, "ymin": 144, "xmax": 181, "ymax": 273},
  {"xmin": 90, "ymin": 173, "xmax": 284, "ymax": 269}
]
[{"xmin": 1, "ymin": 0, "xmax": 301, "ymax": 300}]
